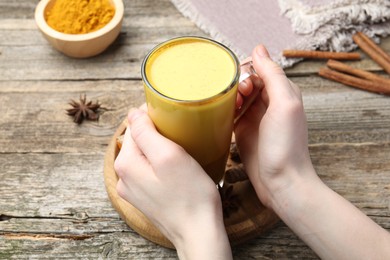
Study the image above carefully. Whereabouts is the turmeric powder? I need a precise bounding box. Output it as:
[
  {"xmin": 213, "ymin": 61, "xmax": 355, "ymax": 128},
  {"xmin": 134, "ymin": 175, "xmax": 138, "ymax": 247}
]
[{"xmin": 46, "ymin": 0, "xmax": 115, "ymax": 34}]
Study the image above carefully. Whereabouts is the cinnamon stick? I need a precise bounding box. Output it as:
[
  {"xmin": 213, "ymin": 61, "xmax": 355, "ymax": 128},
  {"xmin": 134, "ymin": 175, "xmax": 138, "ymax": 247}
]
[
  {"xmin": 355, "ymin": 32, "xmax": 390, "ymax": 64},
  {"xmin": 353, "ymin": 32, "xmax": 390, "ymax": 74},
  {"xmin": 327, "ymin": 59, "xmax": 390, "ymax": 86},
  {"xmin": 283, "ymin": 50, "xmax": 361, "ymax": 60},
  {"xmin": 319, "ymin": 67, "xmax": 390, "ymax": 95}
]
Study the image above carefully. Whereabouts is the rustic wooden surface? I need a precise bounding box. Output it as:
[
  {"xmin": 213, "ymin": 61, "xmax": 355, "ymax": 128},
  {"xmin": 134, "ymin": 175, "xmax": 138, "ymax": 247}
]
[{"xmin": 1, "ymin": 0, "xmax": 390, "ymax": 259}]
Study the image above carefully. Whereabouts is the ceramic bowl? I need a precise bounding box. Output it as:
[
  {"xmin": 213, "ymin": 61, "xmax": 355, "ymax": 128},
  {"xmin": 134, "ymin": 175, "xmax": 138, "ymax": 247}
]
[{"xmin": 35, "ymin": 0, "xmax": 124, "ymax": 58}]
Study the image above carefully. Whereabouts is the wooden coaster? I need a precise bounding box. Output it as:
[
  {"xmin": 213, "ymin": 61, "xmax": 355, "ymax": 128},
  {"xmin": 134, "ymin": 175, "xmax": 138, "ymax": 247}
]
[{"xmin": 104, "ymin": 119, "xmax": 279, "ymax": 249}]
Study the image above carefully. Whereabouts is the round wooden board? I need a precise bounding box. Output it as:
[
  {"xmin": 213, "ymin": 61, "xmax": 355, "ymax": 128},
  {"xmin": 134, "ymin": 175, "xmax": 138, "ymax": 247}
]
[{"xmin": 104, "ymin": 119, "xmax": 280, "ymax": 249}]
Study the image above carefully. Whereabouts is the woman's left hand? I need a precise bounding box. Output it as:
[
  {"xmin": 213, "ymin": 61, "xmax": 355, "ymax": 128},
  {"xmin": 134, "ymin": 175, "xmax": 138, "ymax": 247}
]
[{"xmin": 114, "ymin": 108, "xmax": 232, "ymax": 260}]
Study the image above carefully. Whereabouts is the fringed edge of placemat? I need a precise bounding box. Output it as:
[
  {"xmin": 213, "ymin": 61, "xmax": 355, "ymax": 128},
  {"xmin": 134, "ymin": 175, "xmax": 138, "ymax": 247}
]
[{"xmin": 169, "ymin": 0, "xmax": 248, "ymax": 61}]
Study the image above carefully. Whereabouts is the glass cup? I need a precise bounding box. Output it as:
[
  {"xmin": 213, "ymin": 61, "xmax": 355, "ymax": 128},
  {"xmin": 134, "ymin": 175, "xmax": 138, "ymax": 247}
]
[{"xmin": 141, "ymin": 36, "xmax": 256, "ymax": 184}]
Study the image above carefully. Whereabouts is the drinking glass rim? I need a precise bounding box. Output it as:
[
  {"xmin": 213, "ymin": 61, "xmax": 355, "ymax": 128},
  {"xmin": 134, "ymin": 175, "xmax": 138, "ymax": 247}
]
[{"xmin": 141, "ymin": 36, "xmax": 240, "ymax": 104}]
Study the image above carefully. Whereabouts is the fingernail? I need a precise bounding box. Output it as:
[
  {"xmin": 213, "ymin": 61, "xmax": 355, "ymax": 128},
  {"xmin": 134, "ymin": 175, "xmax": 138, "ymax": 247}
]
[
  {"xmin": 255, "ymin": 45, "xmax": 270, "ymax": 58},
  {"xmin": 239, "ymin": 80, "xmax": 248, "ymax": 90}
]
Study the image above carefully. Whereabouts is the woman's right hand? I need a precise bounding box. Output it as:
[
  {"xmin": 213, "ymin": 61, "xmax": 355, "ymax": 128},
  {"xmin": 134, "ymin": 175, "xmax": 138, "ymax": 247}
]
[
  {"xmin": 235, "ymin": 45, "xmax": 390, "ymax": 260},
  {"xmin": 234, "ymin": 45, "xmax": 316, "ymax": 209}
]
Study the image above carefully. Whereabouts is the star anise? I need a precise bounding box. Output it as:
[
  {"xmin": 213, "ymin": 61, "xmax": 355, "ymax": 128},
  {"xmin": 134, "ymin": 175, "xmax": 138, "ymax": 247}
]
[
  {"xmin": 224, "ymin": 164, "xmax": 248, "ymax": 184},
  {"xmin": 218, "ymin": 184, "xmax": 240, "ymax": 218},
  {"xmin": 66, "ymin": 94, "xmax": 102, "ymax": 124},
  {"xmin": 229, "ymin": 142, "xmax": 241, "ymax": 163}
]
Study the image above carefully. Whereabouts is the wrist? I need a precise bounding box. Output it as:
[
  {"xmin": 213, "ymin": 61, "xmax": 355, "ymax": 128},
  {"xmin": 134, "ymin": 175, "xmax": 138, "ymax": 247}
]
[
  {"xmin": 265, "ymin": 162, "xmax": 320, "ymax": 217},
  {"xmin": 268, "ymin": 166, "xmax": 390, "ymax": 259},
  {"xmin": 267, "ymin": 164, "xmax": 329, "ymax": 233},
  {"xmin": 172, "ymin": 202, "xmax": 232, "ymax": 260}
]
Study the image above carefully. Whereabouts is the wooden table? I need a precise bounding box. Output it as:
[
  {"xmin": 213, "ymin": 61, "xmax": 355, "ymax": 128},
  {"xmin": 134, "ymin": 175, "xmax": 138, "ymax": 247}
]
[{"xmin": 1, "ymin": 0, "xmax": 389, "ymax": 258}]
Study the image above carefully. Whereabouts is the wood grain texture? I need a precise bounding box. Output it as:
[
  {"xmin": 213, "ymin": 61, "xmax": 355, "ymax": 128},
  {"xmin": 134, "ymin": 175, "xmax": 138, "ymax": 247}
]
[{"xmin": 1, "ymin": 0, "xmax": 390, "ymax": 258}]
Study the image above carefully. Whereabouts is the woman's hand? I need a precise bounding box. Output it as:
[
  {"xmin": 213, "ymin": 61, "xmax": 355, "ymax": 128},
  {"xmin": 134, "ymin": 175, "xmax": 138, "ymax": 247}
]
[
  {"xmin": 234, "ymin": 45, "xmax": 315, "ymax": 208},
  {"xmin": 234, "ymin": 45, "xmax": 390, "ymax": 260},
  {"xmin": 114, "ymin": 108, "xmax": 232, "ymax": 260}
]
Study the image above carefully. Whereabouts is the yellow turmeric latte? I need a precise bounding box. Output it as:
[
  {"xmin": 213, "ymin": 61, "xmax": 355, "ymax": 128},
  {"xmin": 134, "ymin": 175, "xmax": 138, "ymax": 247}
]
[
  {"xmin": 46, "ymin": 0, "xmax": 115, "ymax": 34},
  {"xmin": 143, "ymin": 37, "xmax": 239, "ymax": 183}
]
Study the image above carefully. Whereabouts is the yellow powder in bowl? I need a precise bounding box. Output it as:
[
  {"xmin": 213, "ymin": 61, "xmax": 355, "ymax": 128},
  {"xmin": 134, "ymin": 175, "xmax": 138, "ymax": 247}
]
[{"xmin": 45, "ymin": 0, "xmax": 115, "ymax": 34}]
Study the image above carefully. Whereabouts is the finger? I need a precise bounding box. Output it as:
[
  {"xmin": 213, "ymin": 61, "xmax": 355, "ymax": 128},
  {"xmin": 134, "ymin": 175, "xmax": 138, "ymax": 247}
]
[
  {"xmin": 139, "ymin": 103, "xmax": 147, "ymax": 111},
  {"xmin": 115, "ymin": 125, "xmax": 150, "ymax": 181},
  {"xmin": 236, "ymin": 78, "xmax": 253, "ymax": 110},
  {"xmin": 115, "ymin": 108, "xmax": 154, "ymax": 179},
  {"xmin": 236, "ymin": 92, "xmax": 244, "ymax": 109},
  {"xmin": 128, "ymin": 109, "xmax": 182, "ymax": 166},
  {"xmin": 252, "ymin": 45, "xmax": 298, "ymax": 105},
  {"xmin": 234, "ymin": 74, "xmax": 264, "ymax": 123},
  {"xmin": 238, "ymin": 79, "xmax": 253, "ymax": 97}
]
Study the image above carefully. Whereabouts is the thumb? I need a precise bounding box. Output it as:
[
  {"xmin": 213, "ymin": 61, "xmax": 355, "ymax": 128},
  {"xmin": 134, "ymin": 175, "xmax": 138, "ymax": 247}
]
[
  {"xmin": 128, "ymin": 109, "xmax": 176, "ymax": 164},
  {"xmin": 252, "ymin": 45, "xmax": 296, "ymax": 104}
]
